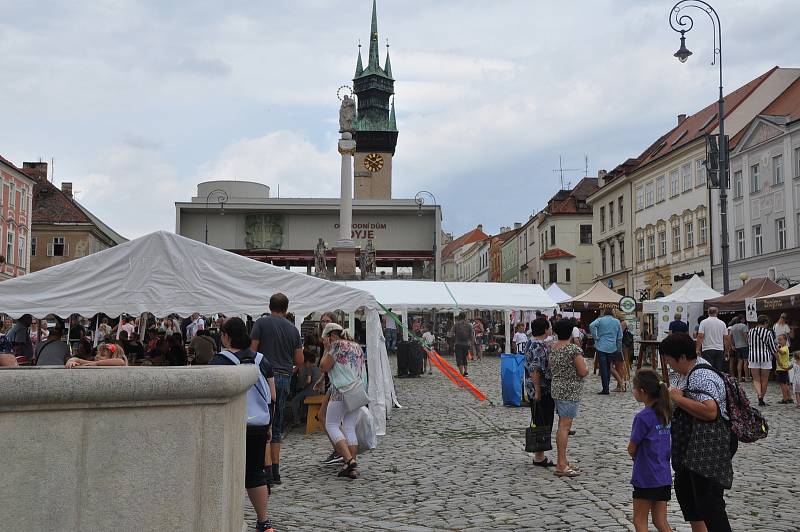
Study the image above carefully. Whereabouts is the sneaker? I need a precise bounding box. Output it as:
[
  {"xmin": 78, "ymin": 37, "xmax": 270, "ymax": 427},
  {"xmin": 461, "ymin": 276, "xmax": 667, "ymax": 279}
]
[
  {"xmin": 255, "ymin": 518, "xmax": 275, "ymax": 532},
  {"xmin": 322, "ymin": 451, "xmax": 344, "ymax": 465},
  {"xmin": 272, "ymin": 474, "xmax": 282, "ymax": 485}
]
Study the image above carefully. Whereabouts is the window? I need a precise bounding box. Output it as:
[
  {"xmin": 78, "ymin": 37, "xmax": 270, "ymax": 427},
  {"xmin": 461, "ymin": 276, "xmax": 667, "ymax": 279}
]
[
  {"xmin": 6, "ymin": 230, "xmax": 13, "ymax": 264},
  {"xmin": 681, "ymin": 163, "xmax": 692, "ymax": 192},
  {"xmin": 580, "ymin": 224, "xmax": 592, "ymax": 244},
  {"xmin": 609, "ymin": 202, "xmax": 614, "ymax": 227},
  {"xmin": 637, "ymin": 238, "xmax": 645, "ymax": 262},
  {"xmin": 658, "ymin": 230, "xmax": 667, "ymax": 256},
  {"xmin": 600, "ymin": 206, "xmax": 606, "ymax": 232},
  {"xmin": 48, "ymin": 236, "xmax": 66, "ymax": 257},
  {"xmin": 8, "ymin": 183, "xmax": 15, "ymax": 206},
  {"xmin": 550, "ymin": 225, "xmax": 555, "ymax": 246},
  {"xmin": 795, "ymin": 147, "xmax": 800, "ymax": 178},
  {"xmin": 699, "ymin": 217, "xmax": 707, "ymax": 244},
  {"xmin": 18, "ymin": 234, "xmax": 25, "ymax": 269},
  {"xmin": 635, "ymin": 186, "xmax": 644, "ymax": 210},
  {"xmin": 647, "ymin": 234, "xmax": 655, "ymax": 259},
  {"xmin": 549, "ymin": 263, "xmax": 558, "ymax": 284},
  {"xmin": 672, "ymin": 226, "xmax": 681, "ymax": 252},
  {"xmin": 773, "ymin": 154, "xmax": 784, "ymax": 184},
  {"xmin": 685, "ymin": 222, "xmax": 694, "ymax": 248},
  {"xmin": 750, "ymin": 164, "xmax": 760, "ymax": 193},
  {"xmin": 619, "ymin": 240, "xmax": 625, "ymax": 267},
  {"xmin": 656, "ymin": 175, "xmax": 666, "ymax": 202},
  {"xmin": 776, "ymin": 218, "xmax": 786, "ymax": 251},
  {"xmin": 733, "ymin": 170, "xmax": 743, "ymax": 198},
  {"xmin": 696, "ymin": 158, "xmax": 706, "ymax": 186},
  {"xmin": 753, "ymin": 224, "xmax": 763, "ymax": 256},
  {"xmin": 670, "ymin": 169, "xmax": 679, "ymax": 196},
  {"xmin": 31, "ymin": 236, "xmax": 37, "ymax": 257},
  {"xmin": 645, "ymin": 182, "xmax": 654, "ymax": 207},
  {"xmin": 601, "ymin": 246, "xmax": 607, "ymax": 275},
  {"xmin": 565, "ymin": 268, "xmax": 571, "ymax": 282},
  {"xmin": 618, "ymin": 196, "xmax": 624, "ymax": 224},
  {"xmin": 736, "ymin": 229, "xmax": 745, "ymax": 259},
  {"xmin": 610, "ymin": 242, "xmax": 616, "ymax": 271}
]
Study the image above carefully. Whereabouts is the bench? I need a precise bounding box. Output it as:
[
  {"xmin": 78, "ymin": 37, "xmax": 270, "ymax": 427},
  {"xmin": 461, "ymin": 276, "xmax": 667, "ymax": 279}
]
[{"xmin": 304, "ymin": 394, "xmax": 325, "ymax": 434}]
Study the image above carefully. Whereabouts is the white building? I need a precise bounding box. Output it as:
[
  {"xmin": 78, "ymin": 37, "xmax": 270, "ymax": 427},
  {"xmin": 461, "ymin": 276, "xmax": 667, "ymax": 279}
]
[
  {"xmin": 631, "ymin": 67, "xmax": 800, "ymax": 299},
  {"xmin": 461, "ymin": 238, "xmax": 490, "ymax": 282},
  {"xmin": 712, "ymin": 77, "xmax": 800, "ymax": 289}
]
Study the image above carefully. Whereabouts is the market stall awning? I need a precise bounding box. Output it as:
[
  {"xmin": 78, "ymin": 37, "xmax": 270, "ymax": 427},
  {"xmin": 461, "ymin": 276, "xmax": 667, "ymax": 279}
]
[
  {"xmin": 545, "ymin": 283, "xmax": 572, "ymax": 304},
  {"xmin": 339, "ymin": 280, "xmax": 557, "ymax": 312},
  {"xmin": 560, "ymin": 281, "xmax": 626, "ymax": 311},
  {"xmin": 703, "ymin": 277, "xmax": 783, "ymax": 312},
  {"xmin": 642, "ymin": 275, "xmax": 722, "ymax": 313},
  {"xmin": 755, "ymin": 282, "xmax": 800, "ymax": 311}
]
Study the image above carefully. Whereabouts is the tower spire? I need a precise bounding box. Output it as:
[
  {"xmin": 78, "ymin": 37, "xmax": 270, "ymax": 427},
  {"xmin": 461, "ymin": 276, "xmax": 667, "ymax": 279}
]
[
  {"xmin": 384, "ymin": 38, "xmax": 392, "ymax": 78},
  {"xmin": 389, "ymin": 97, "xmax": 397, "ymax": 130},
  {"xmin": 355, "ymin": 40, "xmax": 363, "ymax": 77},
  {"xmin": 368, "ymin": 0, "xmax": 380, "ymax": 71}
]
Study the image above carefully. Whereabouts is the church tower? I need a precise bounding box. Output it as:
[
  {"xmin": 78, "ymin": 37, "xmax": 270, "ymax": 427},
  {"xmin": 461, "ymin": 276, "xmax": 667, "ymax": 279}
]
[{"xmin": 352, "ymin": 0, "xmax": 398, "ymax": 199}]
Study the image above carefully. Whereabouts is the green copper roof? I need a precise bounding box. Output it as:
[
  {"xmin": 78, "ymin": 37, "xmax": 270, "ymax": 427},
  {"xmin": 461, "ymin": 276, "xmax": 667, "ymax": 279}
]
[
  {"xmin": 388, "ymin": 99, "xmax": 396, "ymax": 130},
  {"xmin": 355, "ymin": 47, "xmax": 363, "ymax": 77},
  {"xmin": 354, "ymin": 0, "xmax": 392, "ymax": 80},
  {"xmin": 384, "ymin": 47, "xmax": 392, "ymax": 78}
]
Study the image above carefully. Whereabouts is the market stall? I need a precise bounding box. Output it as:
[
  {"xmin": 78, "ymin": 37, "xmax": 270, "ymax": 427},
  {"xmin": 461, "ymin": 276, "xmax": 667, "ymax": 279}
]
[
  {"xmin": 703, "ymin": 277, "xmax": 783, "ymax": 313},
  {"xmin": 0, "ymin": 231, "xmax": 396, "ymax": 434},
  {"xmin": 642, "ymin": 275, "xmax": 722, "ymax": 341},
  {"xmin": 755, "ymin": 282, "xmax": 800, "ymax": 314}
]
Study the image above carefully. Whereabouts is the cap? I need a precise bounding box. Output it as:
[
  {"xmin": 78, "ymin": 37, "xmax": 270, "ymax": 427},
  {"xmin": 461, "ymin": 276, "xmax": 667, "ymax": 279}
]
[{"xmin": 322, "ymin": 323, "xmax": 344, "ymax": 338}]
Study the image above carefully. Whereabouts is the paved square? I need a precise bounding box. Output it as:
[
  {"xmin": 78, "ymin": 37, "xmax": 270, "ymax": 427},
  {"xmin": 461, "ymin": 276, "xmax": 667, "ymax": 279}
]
[{"xmin": 247, "ymin": 356, "xmax": 799, "ymax": 531}]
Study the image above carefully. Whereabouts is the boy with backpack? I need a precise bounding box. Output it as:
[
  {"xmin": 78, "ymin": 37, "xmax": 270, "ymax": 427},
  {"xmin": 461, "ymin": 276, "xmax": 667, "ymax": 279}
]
[{"xmin": 209, "ymin": 317, "xmax": 276, "ymax": 532}]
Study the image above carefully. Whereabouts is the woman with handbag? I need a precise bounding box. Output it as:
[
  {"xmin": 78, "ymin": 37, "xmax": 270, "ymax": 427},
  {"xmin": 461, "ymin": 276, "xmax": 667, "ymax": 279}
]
[
  {"xmin": 320, "ymin": 322, "xmax": 367, "ymax": 480},
  {"xmin": 524, "ymin": 317, "xmax": 556, "ymax": 467},
  {"xmin": 661, "ymin": 332, "xmax": 734, "ymax": 532}
]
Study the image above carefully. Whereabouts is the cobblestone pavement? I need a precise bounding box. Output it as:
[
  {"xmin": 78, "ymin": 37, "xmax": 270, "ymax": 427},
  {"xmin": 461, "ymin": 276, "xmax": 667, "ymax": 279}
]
[{"xmin": 246, "ymin": 355, "xmax": 800, "ymax": 531}]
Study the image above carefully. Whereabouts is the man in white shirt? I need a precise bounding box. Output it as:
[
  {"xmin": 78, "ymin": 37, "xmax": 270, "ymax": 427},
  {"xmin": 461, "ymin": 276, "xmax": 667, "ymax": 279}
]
[{"xmin": 696, "ymin": 306, "xmax": 730, "ymax": 372}]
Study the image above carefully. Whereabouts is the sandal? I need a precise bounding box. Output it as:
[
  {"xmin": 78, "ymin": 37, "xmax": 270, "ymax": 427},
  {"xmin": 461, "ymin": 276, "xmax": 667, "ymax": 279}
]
[
  {"xmin": 337, "ymin": 458, "xmax": 358, "ymax": 477},
  {"xmin": 532, "ymin": 457, "xmax": 555, "ymax": 467},
  {"xmin": 554, "ymin": 468, "xmax": 580, "ymax": 477}
]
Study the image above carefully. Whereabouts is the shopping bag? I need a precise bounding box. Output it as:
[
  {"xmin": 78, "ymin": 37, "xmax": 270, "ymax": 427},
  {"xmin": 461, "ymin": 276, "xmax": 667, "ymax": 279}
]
[{"xmin": 355, "ymin": 406, "xmax": 377, "ymax": 453}]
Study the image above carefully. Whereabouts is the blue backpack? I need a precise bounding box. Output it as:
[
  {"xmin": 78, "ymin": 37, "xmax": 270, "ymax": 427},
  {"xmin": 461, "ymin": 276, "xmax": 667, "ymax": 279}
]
[{"xmin": 219, "ymin": 350, "xmax": 271, "ymax": 426}]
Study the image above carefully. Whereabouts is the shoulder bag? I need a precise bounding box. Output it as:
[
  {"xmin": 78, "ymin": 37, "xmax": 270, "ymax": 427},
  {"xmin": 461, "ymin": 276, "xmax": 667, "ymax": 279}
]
[{"xmin": 525, "ymin": 401, "xmax": 552, "ymax": 453}]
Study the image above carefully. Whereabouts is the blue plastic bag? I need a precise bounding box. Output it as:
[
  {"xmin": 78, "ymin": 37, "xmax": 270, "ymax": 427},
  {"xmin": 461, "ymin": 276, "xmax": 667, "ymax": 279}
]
[{"xmin": 500, "ymin": 353, "xmax": 525, "ymax": 406}]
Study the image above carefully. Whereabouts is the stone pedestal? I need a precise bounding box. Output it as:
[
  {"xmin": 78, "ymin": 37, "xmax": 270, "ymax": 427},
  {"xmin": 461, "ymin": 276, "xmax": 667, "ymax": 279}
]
[{"xmin": 335, "ymin": 247, "xmax": 358, "ymax": 278}]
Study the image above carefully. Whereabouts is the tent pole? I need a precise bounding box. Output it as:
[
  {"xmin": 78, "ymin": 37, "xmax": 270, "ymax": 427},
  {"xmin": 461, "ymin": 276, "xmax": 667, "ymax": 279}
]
[
  {"xmin": 348, "ymin": 313, "xmax": 355, "ymax": 339},
  {"xmin": 401, "ymin": 307, "xmax": 409, "ymax": 341},
  {"xmin": 505, "ymin": 310, "xmax": 511, "ymax": 354}
]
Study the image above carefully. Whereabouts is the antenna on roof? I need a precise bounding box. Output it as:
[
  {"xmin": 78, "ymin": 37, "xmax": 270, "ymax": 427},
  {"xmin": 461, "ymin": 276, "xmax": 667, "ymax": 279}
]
[{"xmin": 552, "ymin": 155, "xmax": 581, "ymax": 190}]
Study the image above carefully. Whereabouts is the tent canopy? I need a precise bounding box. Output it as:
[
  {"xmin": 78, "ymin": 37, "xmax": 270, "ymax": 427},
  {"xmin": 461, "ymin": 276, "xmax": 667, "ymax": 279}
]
[
  {"xmin": 704, "ymin": 277, "xmax": 783, "ymax": 312},
  {"xmin": 545, "ymin": 283, "xmax": 572, "ymax": 304},
  {"xmin": 755, "ymin": 282, "xmax": 800, "ymax": 311},
  {"xmin": 0, "ymin": 231, "xmax": 376, "ymax": 320},
  {"xmin": 642, "ymin": 275, "xmax": 721, "ymax": 313},
  {"xmin": 339, "ymin": 280, "xmax": 557, "ymax": 312},
  {"xmin": 561, "ymin": 282, "xmax": 625, "ymax": 311}
]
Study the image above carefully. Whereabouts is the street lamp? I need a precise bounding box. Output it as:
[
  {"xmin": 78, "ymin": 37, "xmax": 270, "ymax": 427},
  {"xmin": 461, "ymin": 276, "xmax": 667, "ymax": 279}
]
[
  {"xmin": 669, "ymin": 1, "xmax": 730, "ymax": 293},
  {"xmin": 204, "ymin": 188, "xmax": 229, "ymax": 245},
  {"xmin": 414, "ymin": 190, "xmax": 439, "ymax": 280}
]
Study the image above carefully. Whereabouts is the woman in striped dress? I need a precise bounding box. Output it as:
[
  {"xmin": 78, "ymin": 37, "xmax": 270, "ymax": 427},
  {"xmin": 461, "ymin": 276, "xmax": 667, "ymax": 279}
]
[{"xmin": 748, "ymin": 315, "xmax": 777, "ymax": 406}]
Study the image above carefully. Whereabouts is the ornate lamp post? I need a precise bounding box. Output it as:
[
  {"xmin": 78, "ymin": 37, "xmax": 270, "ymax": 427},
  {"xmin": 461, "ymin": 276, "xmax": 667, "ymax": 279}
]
[
  {"xmin": 204, "ymin": 189, "xmax": 229, "ymax": 245},
  {"xmin": 669, "ymin": 1, "xmax": 730, "ymax": 293},
  {"xmin": 414, "ymin": 190, "xmax": 439, "ymax": 280}
]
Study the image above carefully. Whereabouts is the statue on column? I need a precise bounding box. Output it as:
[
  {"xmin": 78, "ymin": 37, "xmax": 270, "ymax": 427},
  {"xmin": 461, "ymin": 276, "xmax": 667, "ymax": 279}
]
[
  {"xmin": 314, "ymin": 238, "xmax": 328, "ymax": 277},
  {"xmin": 339, "ymin": 94, "xmax": 357, "ymax": 135},
  {"xmin": 360, "ymin": 239, "xmax": 377, "ymax": 279}
]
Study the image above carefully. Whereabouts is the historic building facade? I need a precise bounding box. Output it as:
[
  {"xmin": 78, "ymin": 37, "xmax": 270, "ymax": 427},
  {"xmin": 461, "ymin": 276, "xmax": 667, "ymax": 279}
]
[
  {"xmin": 0, "ymin": 156, "xmax": 35, "ymax": 280},
  {"xmin": 537, "ymin": 178, "xmax": 598, "ymax": 295},
  {"xmin": 630, "ymin": 67, "xmax": 800, "ymax": 299},
  {"xmin": 711, "ymin": 77, "xmax": 800, "ymax": 289}
]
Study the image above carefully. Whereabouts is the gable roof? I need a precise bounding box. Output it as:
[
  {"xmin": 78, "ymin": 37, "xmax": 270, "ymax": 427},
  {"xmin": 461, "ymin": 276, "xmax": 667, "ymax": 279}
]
[
  {"xmin": 730, "ymin": 76, "xmax": 800, "ymax": 150},
  {"xmin": 540, "ymin": 247, "xmax": 575, "ymax": 260},
  {"xmin": 32, "ymin": 179, "xmax": 92, "ymax": 224},
  {"xmin": 634, "ymin": 67, "xmax": 777, "ymax": 171},
  {"xmin": 442, "ymin": 226, "xmax": 489, "ymax": 258},
  {"xmin": 540, "ymin": 177, "xmax": 598, "ymax": 220}
]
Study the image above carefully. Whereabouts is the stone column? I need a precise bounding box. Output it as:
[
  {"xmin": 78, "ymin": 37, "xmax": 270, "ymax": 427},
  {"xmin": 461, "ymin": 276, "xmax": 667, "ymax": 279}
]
[{"xmin": 335, "ymin": 132, "xmax": 357, "ymax": 277}]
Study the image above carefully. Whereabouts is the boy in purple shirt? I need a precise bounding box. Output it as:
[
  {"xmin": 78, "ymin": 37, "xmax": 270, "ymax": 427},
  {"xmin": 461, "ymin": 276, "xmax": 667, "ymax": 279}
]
[{"xmin": 628, "ymin": 369, "xmax": 673, "ymax": 532}]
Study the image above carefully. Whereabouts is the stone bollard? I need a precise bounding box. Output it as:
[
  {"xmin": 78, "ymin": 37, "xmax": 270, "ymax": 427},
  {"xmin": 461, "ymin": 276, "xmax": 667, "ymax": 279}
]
[{"xmin": 0, "ymin": 365, "xmax": 258, "ymax": 532}]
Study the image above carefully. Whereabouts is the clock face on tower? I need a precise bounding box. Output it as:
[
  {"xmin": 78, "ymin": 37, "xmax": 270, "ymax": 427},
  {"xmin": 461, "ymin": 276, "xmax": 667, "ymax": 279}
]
[{"xmin": 363, "ymin": 153, "xmax": 384, "ymax": 172}]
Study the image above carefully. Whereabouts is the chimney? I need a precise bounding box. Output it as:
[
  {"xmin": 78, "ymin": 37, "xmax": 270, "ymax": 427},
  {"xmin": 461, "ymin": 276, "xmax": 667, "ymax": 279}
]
[
  {"xmin": 61, "ymin": 182, "xmax": 73, "ymax": 198},
  {"xmin": 677, "ymin": 114, "xmax": 687, "ymax": 125},
  {"xmin": 477, "ymin": 224, "xmax": 483, "ymax": 232},
  {"xmin": 514, "ymin": 222, "xmax": 522, "ymax": 229},
  {"xmin": 22, "ymin": 161, "xmax": 48, "ymax": 182}
]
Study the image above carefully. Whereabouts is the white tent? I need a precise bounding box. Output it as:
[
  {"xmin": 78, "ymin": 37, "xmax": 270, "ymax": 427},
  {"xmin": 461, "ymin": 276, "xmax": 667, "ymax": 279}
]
[
  {"xmin": 545, "ymin": 283, "xmax": 572, "ymax": 304},
  {"xmin": 0, "ymin": 231, "xmax": 395, "ymax": 434},
  {"xmin": 642, "ymin": 275, "xmax": 722, "ymax": 340},
  {"xmin": 340, "ymin": 280, "xmax": 557, "ymax": 352}
]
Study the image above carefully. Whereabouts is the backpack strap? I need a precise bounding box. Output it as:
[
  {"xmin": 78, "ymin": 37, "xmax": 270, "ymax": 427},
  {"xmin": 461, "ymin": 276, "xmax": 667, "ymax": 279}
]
[{"xmin": 218, "ymin": 350, "xmax": 240, "ymax": 365}]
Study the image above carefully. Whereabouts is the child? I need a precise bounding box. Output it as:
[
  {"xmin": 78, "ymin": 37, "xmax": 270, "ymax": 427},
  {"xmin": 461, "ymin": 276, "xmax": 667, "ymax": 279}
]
[
  {"xmin": 776, "ymin": 334, "xmax": 792, "ymax": 404},
  {"xmin": 421, "ymin": 326, "xmax": 435, "ymax": 375},
  {"xmin": 513, "ymin": 323, "xmax": 528, "ymax": 354},
  {"xmin": 791, "ymin": 352, "xmax": 800, "ymax": 409},
  {"xmin": 628, "ymin": 369, "xmax": 673, "ymax": 532},
  {"xmin": 66, "ymin": 342, "xmax": 128, "ymax": 368}
]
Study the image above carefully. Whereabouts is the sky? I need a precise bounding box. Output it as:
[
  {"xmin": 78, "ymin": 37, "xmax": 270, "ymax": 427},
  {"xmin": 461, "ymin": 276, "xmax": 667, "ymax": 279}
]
[{"xmin": 1, "ymin": 0, "xmax": 798, "ymax": 240}]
